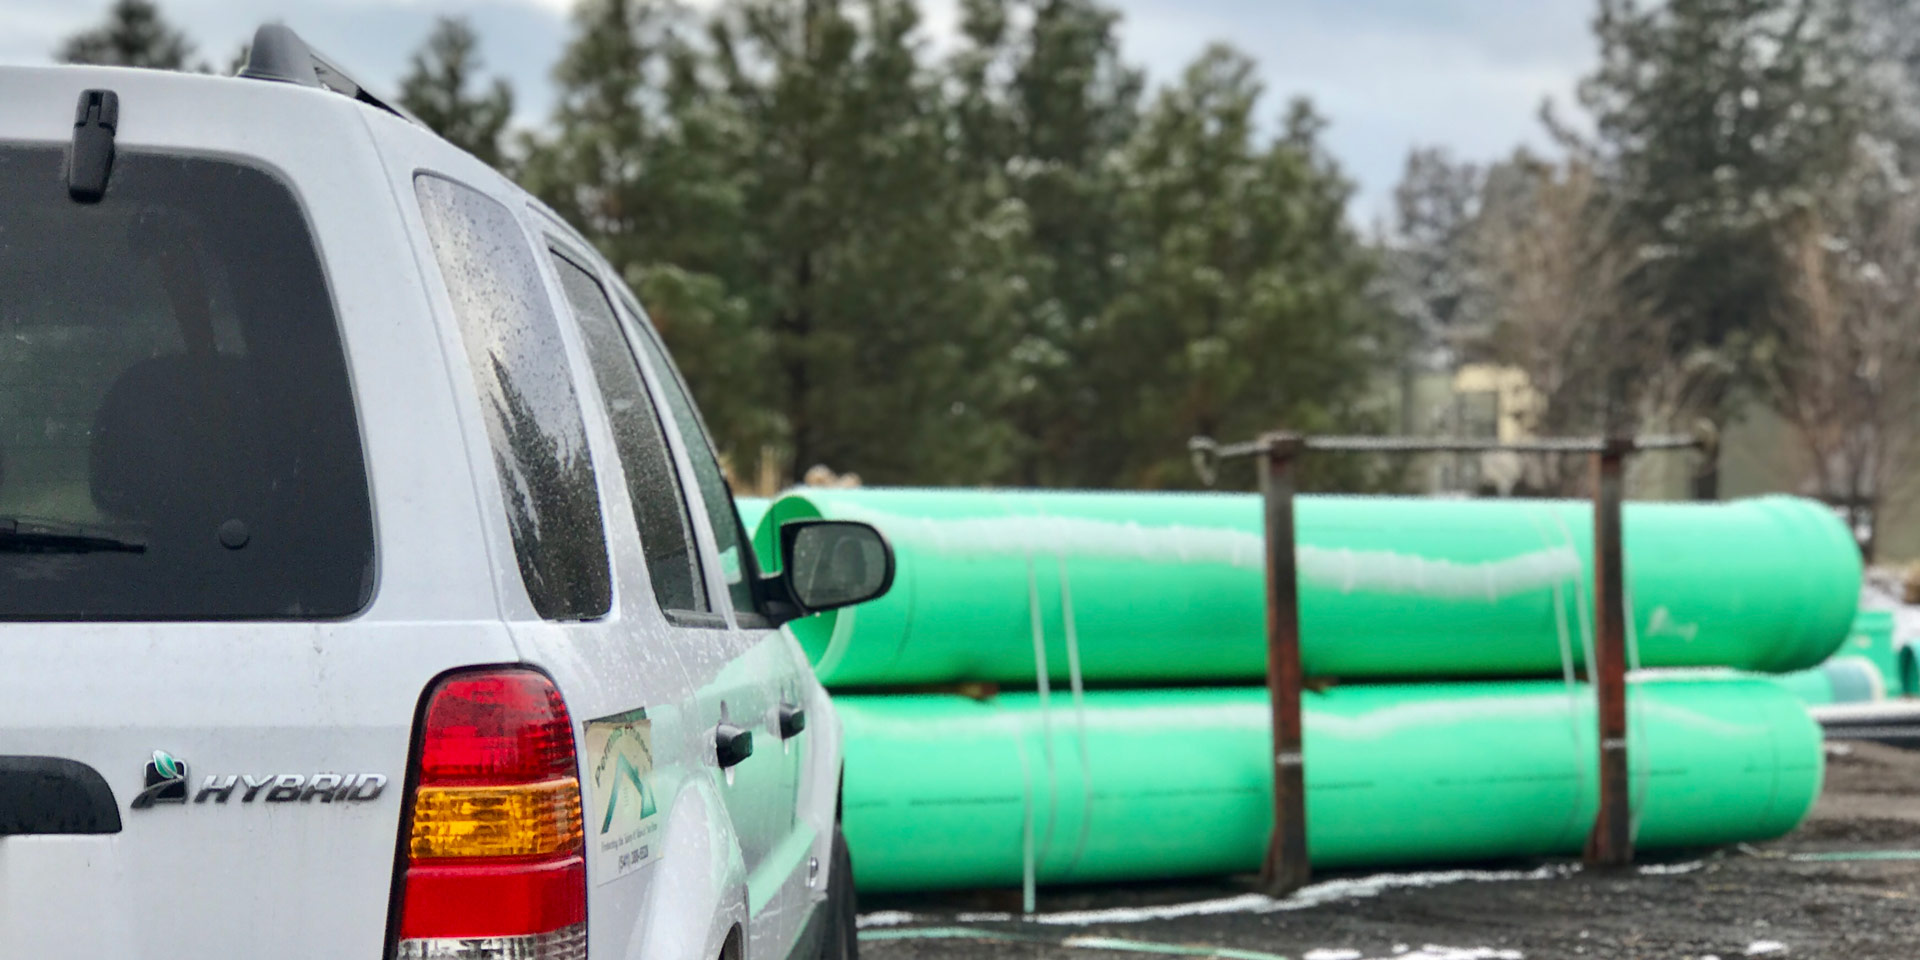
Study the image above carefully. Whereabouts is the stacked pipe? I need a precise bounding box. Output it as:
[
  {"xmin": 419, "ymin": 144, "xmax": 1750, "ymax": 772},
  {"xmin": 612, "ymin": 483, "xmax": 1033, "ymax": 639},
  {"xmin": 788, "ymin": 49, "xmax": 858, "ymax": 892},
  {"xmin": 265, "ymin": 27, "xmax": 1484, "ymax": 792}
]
[
  {"xmin": 735, "ymin": 496, "xmax": 771, "ymax": 536},
  {"xmin": 756, "ymin": 489, "xmax": 1861, "ymax": 893},
  {"xmin": 1847, "ymin": 610, "xmax": 1901, "ymax": 688},
  {"xmin": 1771, "ymin": 611, "xmax": 1896, "ymax": 706}
]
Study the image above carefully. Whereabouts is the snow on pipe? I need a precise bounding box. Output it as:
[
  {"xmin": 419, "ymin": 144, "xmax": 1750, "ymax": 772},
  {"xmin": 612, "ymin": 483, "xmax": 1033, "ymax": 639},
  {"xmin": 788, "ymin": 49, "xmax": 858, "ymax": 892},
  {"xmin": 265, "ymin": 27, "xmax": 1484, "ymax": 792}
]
[
  {"xmin": 757, "ymin": 489, "xmax": 1862, "ymax": 686},
  {"xmin": 839, "ymin": 678, "xmax": 1823, "ymax": 893}
]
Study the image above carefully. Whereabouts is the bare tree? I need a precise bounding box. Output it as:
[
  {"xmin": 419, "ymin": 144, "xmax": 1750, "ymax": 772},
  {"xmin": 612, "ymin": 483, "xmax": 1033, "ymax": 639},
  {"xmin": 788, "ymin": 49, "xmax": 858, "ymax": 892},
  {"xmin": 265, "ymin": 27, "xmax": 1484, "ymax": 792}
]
[
  {"xmin": 1766, "ymin": 162, "xmax": 1920, "ymax": 558},
  {"xmin": 1385, "ymin": 147, "xmax": 1489, "ymax": 368},
  {"xmin": 1473, "ymin": 156, "xmax": 1726, "ymax": 495}
]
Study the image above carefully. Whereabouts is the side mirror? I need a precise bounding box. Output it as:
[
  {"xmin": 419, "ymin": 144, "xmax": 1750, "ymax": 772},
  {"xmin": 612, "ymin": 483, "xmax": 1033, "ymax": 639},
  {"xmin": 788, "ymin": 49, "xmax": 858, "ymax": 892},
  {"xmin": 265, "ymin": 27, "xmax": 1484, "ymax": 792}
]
[{"xmin": 764, "ymin": 520, "xmax": 895, "ymax": 625}]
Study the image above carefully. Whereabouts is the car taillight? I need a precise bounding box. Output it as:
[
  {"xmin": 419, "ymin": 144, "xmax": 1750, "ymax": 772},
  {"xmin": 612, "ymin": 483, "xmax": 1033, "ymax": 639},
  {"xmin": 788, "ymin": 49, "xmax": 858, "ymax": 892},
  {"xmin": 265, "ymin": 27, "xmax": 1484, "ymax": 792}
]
[{"xmin": 395, "ymin": 669, "xmax": 586, "ymax": 960}]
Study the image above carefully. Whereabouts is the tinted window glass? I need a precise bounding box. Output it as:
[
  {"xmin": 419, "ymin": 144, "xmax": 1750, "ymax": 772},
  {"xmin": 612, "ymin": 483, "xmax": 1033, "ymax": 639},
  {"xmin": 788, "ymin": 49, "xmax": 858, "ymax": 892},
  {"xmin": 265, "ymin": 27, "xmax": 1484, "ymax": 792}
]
[
  {"xmin": 0, "ymin": 146, "xmax": 374, "ymax": 620},
  {"xmin": 549, "ymin": 251, "xmax": 708, "ymax": 614},
  {"xmin": 415, "ymin": 175, "xmax": 610, "ymax": 621},
  {"xmin": 616, "ymin": 296, "xmax": 763, "ymax": 619}
]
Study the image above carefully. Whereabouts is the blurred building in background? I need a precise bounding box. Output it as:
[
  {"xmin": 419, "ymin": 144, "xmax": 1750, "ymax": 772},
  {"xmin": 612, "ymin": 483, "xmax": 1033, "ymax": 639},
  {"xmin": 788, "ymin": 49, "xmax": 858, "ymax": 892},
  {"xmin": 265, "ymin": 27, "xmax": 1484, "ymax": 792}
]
[{"xmin": 1383, "ymin": 366, "xmax": 1917, "ymax": 562}]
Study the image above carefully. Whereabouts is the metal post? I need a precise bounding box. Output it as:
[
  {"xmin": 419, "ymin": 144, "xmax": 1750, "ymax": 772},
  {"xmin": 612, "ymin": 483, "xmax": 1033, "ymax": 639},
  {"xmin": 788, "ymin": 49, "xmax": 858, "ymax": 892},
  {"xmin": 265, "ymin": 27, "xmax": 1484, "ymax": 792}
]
[
  {"xmin": 1585, "ymin": 436, "xmax": 1633, "ymax": 867},
  {"xmin": 1258, "ymin": 433, "xmax": 1311, "ymax": 896},
  {"xmin": 1189, "ymin": 428, "xmax": 1700, "ymax": 883}
]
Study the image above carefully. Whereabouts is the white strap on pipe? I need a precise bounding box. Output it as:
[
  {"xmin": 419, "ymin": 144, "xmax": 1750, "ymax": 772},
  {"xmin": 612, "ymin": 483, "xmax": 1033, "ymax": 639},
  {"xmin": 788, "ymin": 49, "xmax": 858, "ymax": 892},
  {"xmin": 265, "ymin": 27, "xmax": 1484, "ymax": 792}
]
[
  {"xmin": 1023, "ymin": 549, "xmax": 1058, "ymax": 908},
  {"xmin": 1554, "ymin": 512, "xmax": 1601, "ymax": 825},
  {"xmin": 1623, "ymin": 581, "xmax": 1649, "ymax": 843},
  {"xmin": 1014, "ymin": 728, "xmax": 1037, "ymax": 915},
  {"xmin": 1540, "ymin": 510, "xmax": 1600, "ymax": 673},
  {"xmin": 1010, "ymin": 493, "xmax": 1102, "ymax": 903},
  {"xmin": 991, "ymin": 491, "xmax": 1060, "ymax": 911},
  {"xmin": 1054, "ymin": 551, "xmax": 1094, "ymax": 876},
  {"xmin": 1547, "ymin": 507, "xmax": 1645, "ymax": 843},
  {"xmin": 1527, "ymin": 508, "xmax": 1592, "ymax": 836},
  {"xmin": 1551, "ymin": 579, "xmax": 1589, "ymax": 805},
  {"xmin": 1015, "ymin": 495, "xmax": 1092, "ymax": 880}
]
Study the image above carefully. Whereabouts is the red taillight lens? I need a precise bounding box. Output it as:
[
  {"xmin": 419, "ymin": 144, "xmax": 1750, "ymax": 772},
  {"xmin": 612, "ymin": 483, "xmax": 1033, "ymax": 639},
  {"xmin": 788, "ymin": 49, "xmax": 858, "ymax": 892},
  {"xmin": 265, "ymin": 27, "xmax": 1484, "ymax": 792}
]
[
  {"xmin": 396, "ymin": 669, "xmax": 586, "ymax": 960},
  {"xmin": 418, "ymin": 672, "xmax": 576, "ymax": 784},
  {"xmin": 400, "ymin": 859, "xmax": 587, "ymax": 939}
]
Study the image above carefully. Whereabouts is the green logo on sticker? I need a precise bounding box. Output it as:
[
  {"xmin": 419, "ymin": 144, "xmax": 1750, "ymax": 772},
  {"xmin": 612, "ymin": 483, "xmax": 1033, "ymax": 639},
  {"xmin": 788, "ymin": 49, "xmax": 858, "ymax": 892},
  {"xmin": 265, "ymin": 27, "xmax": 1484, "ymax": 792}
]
[{"xmin": 601, "ymin": 755, "xmax": 657, "ymax": 834}]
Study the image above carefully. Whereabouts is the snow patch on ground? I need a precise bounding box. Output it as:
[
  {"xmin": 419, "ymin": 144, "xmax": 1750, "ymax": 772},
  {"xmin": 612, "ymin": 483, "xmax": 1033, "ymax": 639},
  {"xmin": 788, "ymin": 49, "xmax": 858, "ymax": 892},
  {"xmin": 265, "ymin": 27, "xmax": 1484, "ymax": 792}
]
[
  {"xmin": 855, "ymin": 911, "xmax": 918, "ymax": 929},
  {"xmin": 1637, "ymin": 861, "xmax": 1704, "ymax": 876},
  {"xmin": 1306, "ymin": 949, "xmax": 1524, "ymax": 960},
  {"xmin": 1388, "ymin": 949, "xmax": 1522, "ymax": 960},
  {"xmin": 860, "ymin": 865, "xmax": 1577, "ymax": 930},
  {"xmin": 1016, "ymin": 866, "xmax": 1575, "ymax": 926},
  {"xmin": 1314, "ymin": 948, "xmax": 1523, "ymax": 960},
  {"xmin": 1745, "ymin": 941, "xmax": 1788, "ymax": 956}
]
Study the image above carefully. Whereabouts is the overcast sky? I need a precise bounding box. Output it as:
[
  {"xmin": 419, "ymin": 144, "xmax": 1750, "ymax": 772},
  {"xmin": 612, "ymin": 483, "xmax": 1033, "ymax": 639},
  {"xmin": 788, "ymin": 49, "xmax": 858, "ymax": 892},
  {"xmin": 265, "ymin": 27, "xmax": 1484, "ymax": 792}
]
[{"xmin": 0, "ymin": 0, "xmax": 1598, "ymax": 223}]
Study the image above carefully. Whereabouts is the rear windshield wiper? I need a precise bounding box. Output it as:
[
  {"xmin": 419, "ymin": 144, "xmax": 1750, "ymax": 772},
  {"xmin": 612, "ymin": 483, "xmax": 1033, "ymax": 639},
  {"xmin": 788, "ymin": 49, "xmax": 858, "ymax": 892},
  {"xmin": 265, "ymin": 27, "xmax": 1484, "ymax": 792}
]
[{"xmin": 0, "ymin": 516, "xmax": 147, "ymax": 554}]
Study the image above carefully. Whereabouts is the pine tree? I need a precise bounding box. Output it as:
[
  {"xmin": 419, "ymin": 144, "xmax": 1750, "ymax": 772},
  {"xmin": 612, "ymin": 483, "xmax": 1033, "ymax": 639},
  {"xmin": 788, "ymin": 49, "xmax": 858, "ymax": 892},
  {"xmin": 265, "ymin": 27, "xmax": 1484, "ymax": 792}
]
[
  {"xmin": 951, "ymin": 0, "xmax": 1144, "ymax": 485},
  {"xmin": 397, "ymin": 17, "xmax": 516, "ymax": 169},
  {"xmin": 1102, "ymin": 47, "xmax": 1387, "ymax": 490},
  {"xmin": 520, "ymin": 0, "xmax": 776, "ymax": 473},
  {"xmin": 695, "ymin": 0, "xmax": 1023, "ymax": 483},
  {"xmin": 520, "ymin": 0, "xmax": 1391, "ymax": 490},
  {"xmin": 1574, "ymin": 0, "xmax": 1870, "ymax": 492},
  {"xmin": 58, "ymin": 0, "xmax": 198, "ymax": 71}
]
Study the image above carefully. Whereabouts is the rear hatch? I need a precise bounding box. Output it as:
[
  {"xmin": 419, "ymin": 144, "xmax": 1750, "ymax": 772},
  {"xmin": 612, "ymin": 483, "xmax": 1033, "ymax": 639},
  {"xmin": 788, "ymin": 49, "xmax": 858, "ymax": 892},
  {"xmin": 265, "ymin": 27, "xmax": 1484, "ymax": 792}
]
[{"xmin": 0, "ymin": 113, "xmax": 500, "ymax": 955}]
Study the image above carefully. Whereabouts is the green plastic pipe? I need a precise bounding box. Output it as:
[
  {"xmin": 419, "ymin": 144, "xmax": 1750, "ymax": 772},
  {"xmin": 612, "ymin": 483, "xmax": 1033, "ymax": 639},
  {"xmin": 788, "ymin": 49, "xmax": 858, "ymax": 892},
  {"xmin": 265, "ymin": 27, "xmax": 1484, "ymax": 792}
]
[
  {"xmin": 1771, "ymin": 655, "xmax": 1886, "ymax": 706},
  {"xmin": 839, "ymin": 678, "xmax": 1823, "ymax": 892},
  {"xmin": 1770, "ymin": 664, "xmax": 1838, "ymax": 705},
  {"xmin": 1842, "ymin": 610, "xmax": 1898, "ymax": 690},
  {"xmin": 764, "ymin": 489, "xmax": 1860, "ymax": 686},
  {"xmin": 1777, "ymin": 611, "xmax": 1902, "ymax": 704},
  {"xmin": 736, "ymin": 497, "xmax": 770, "ymax": 542}
]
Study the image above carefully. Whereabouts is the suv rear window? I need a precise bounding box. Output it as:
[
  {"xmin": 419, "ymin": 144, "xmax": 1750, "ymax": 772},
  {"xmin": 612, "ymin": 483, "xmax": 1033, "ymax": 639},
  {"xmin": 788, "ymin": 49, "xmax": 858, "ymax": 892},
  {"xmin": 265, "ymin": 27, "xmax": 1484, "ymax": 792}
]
[{"xmin": 0, "ymin": 145, "xmax": 375, "ymax": 619}]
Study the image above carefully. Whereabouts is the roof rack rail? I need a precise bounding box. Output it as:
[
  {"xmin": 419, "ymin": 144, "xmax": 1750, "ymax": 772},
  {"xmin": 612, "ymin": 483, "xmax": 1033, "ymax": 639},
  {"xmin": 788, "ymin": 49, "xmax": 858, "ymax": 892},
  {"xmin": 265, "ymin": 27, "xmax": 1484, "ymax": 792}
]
[{"xmin": 237, "ymin": 24, "xmax": 423, "ymax": 127}]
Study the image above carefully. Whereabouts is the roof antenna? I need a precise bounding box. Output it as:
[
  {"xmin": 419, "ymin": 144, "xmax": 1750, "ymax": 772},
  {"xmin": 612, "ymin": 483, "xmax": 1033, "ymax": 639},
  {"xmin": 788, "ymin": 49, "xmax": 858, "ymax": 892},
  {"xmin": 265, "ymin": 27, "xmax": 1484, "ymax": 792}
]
[
  {"xmin": 68, "ymin": 89, "xmax": 118, "ymax": 203},
  {"xmin": 234, "ymin": 22, "xmax": 421, "ymax": 125},
  {"xmin": 238, "ymin": 24, "xmax": 321, "ymax": 88}
]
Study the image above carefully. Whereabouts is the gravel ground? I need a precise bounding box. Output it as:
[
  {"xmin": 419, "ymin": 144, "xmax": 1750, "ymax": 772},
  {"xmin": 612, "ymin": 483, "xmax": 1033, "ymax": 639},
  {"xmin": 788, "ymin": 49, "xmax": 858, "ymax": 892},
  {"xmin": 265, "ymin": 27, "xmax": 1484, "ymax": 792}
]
[{"xmin": 857, "ymin": 740, "xmax": 1920, "ymax": 960}]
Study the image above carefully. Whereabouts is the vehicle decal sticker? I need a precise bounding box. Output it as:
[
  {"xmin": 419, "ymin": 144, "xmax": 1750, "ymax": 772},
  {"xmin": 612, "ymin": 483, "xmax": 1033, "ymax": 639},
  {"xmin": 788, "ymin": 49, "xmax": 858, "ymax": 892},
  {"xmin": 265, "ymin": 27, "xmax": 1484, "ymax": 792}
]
[{"xmin": 585, "ymin": 708, "xmax": 663, "ymax": 883}]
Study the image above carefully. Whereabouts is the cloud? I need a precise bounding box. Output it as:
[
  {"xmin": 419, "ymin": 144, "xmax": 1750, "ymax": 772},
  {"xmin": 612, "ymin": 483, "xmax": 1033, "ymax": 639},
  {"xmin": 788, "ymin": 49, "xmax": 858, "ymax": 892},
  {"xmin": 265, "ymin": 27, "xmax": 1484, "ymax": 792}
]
[
  {"xmin": 1111, "ymin": 0, "xmax": 1594, "ymax": 221},
  {"xmin": 0, "ymin": 0, "xmax": 1597, "ymax": 220}
]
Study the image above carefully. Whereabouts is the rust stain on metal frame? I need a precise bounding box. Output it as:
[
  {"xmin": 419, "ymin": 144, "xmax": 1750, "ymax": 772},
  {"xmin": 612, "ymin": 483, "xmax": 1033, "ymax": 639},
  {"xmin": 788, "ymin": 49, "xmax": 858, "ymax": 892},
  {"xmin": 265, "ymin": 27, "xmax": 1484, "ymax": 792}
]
[
  {"xmin": 1585, "ymin": 436, "xmax": 1634, "ymax": 868},
  {"xmin": 1257, "ymin": 433, "xmax": 1309, "ymax": 897},
  {"xmin": 1193, "ymin": 430, "xmax": 1703, "ymax": 894}
]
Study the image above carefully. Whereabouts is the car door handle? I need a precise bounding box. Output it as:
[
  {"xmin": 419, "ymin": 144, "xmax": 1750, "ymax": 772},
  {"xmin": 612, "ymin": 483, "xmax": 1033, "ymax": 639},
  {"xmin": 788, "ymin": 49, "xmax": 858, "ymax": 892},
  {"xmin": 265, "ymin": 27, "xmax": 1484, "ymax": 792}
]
[
  {"xmin": 779, "ymin": 704, "xmax": 806, "ymax": 739},
  {"xmin": 715, "ymin": 723, "xmax": 753, "ymax": 769}
]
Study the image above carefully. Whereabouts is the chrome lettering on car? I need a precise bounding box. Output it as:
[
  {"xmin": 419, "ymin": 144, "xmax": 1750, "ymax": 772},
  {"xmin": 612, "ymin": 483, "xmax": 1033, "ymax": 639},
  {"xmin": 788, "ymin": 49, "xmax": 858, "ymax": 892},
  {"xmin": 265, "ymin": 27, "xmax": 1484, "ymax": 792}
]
[{"xmin": 131, "ymin": 751, "xmax": 387, "ymax": 809}]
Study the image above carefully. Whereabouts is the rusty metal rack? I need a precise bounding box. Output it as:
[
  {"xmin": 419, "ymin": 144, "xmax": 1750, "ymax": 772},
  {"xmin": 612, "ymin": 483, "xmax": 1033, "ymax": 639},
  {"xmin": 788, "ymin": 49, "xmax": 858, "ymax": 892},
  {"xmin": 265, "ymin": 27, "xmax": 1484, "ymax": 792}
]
[{"xmin": 1187, "ymin": 431, "xmax": 1705, "ymax": 897}]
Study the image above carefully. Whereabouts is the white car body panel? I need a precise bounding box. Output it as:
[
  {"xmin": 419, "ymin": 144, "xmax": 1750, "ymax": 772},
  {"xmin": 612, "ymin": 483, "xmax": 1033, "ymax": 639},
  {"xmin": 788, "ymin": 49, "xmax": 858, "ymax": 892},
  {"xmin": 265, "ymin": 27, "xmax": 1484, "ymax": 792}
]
[{"xmin": 0, "ymin": 61, "xmax": 843, "ymax": 960}]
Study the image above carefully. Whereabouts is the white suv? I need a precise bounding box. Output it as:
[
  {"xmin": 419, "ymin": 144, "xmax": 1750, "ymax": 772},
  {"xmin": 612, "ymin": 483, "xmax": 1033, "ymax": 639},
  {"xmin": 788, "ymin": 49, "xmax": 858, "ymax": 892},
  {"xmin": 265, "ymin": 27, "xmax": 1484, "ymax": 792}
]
[{"xmin": 0, "ymin": 25, "xmax": 892, "ymax": 960}]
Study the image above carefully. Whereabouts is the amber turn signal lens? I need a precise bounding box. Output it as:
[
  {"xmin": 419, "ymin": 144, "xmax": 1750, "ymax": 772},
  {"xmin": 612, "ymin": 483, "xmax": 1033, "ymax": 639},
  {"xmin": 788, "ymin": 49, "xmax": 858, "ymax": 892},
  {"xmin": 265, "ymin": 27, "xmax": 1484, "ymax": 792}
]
[{"xmin": 409, "ymin": 777, "xmax": 583, "ymax": 860}]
